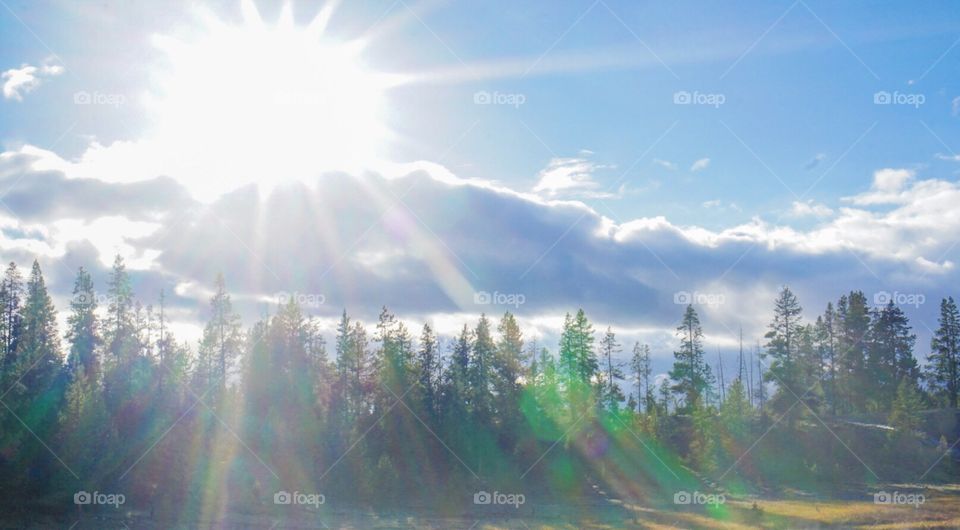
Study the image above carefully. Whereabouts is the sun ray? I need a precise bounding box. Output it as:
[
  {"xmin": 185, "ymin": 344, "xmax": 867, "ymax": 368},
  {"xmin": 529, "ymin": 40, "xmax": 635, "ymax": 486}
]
[
  {"xmin": 308, "ymin": 0, "xmax": 342, "ymax": 37},
  {"xmin": 240, "ymin": 0, "xmax": 263, "ymax": 27}
]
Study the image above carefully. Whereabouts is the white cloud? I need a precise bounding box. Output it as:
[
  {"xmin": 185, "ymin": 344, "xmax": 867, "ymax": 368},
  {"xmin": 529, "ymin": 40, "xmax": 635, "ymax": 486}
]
[
  {"xmin": 701, "ymin": 199, "xmax": 741, "ymax": 212},
  {"xmin": 789, "ymin": 200, "xmax": 833, "ymax": 218},
  {"xmin": 847, "ymin": 168, "xmax": 916, "ymax": 205},
  {"xmin": 935, "ymin": 153, "xmax": 960, "ymax": 162},
  {"xmin": 952, "ymin": 96, "xmax": 960, "ymax": 117},
  {"xmin": 690, "ymin": 158, "xmax": 710, "ymax": 172},
  {"xmin": 532, "ymin": 155, "xmax": 619, "ymax": 198},
  {"xmin": 653, "ymin": 158, "xmax": 677, "ymax": 171},
  {"xmin": 873, "ymin": 168, "xmax": 914, "ymax": 192},
  {"xmin": 1, "ymin": 61, "xmax": 63, "ymax": 101},
  {"xmin": 2, "ymin": 147, "xmax": 959, "ymax": 357}
]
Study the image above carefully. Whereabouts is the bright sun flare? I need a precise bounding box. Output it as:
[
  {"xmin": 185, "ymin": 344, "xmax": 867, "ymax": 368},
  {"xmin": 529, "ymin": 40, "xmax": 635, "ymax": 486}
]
[{"xmin": 144, "ymin": 0, "xmax": 396, "ymax": 199}]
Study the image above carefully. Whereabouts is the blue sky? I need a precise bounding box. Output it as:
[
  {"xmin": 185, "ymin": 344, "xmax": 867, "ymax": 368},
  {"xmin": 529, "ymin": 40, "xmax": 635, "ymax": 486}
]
[{"xmin": 1, "ymin": 0, "xmax": 959, "ymax": 377}]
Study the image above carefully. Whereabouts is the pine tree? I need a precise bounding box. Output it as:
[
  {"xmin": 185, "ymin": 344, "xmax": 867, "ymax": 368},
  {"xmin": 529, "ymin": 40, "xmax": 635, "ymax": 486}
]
[
  {"xmin": 868, "ymin": 301, "xmax": 918, "ymax": 410},
  {"xmin": 469, "ymin": 314, "xmax": 496, "ymax": 421},
  {"xmin": 13, "ymin": 260, "xmax": 62, "ymax": 394},
  {"xmin": 415, "ymin": 323, "xmax": 440, "ymax": 417},
  {"xmin": 4, "ymin": 260, "xmax": 63, "ymax": 467},
  {"xmin": 669, "ymin": 305, "xmax": 710, "ymax": 411},
  {"xmin": 157, "ymin": 289, "xmax": 171, "ymax": 392},
  {"xmin": 889, "ymin": 378, "xmax": 923, "ymax": 434},
  {"xmin": 66, "ymin": 267, "xmax": 100, "ymax": 382},
  {"xmin": 349, "ymin": 320, "xmax": 370, "ymax": 412},
  {"xmin": 0, "ymin": 261, "xmax": 23, "ymax": 372},
  {"xmin": 199, "ymin": 273, "xmax": 242, "ymax": 391},
  {"xmin": 764, "ymin": 286, "xmax": 804, "ymax": 393},
  {"xmin": 105, "ymin": 255, "xmax": 135, "ymax": 361},
  {"xmin": 926, "ymin": 297, "xmax": 960, "ymax": 408},
  {"xmin": 441, "ymin": 325, "xmax": 472, "ymax": 424},
  {"xmin": 599, "ymin": 327, "xmax": 625, "ymax": 411},
  {"xmin": 558, "ymin": 309, "xmax": 598, "ymax": 396},
  {"xmin": 721, "ymin": 377, "xmax": 752, "ymax": 438},
  {"xmin": 835, "ymin": 291, "xmax": 871, "ymax": 413},
  {"xmin": 815, "ymin": 304, "xmax": 839, "ymax": 414},
  {"xmin": 630, "ymin": 342, "xmax": 652, "ymax": 413},
  {"xmin": 493, "ymin": 312, "xmax": 523, "ymax": 425},
  {"xmin": 335, "ymin": 310, "xmax": 352, "ymax": 380}
]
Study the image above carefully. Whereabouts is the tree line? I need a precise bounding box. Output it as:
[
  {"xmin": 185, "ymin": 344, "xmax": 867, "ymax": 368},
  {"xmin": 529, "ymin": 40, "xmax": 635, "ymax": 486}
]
[{"xmin": 0, "ymin": 256, "xmax": 956, "ymax": 517}]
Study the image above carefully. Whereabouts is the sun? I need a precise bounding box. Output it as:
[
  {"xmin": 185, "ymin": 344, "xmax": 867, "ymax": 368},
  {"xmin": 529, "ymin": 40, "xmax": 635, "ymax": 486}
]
[{"xmin": 144, "ymin": 0, "xmax": 399, "ymax": 200}]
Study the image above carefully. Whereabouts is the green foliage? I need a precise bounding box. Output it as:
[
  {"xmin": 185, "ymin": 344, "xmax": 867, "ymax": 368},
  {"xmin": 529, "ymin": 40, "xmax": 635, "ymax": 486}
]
[
  {"xmin": 889, "ymin": 378, "xmax": 924, "ymax": 434},
  {"xmin": 0, "ymin": 257, "xmax": 953, "ymax": 516}
]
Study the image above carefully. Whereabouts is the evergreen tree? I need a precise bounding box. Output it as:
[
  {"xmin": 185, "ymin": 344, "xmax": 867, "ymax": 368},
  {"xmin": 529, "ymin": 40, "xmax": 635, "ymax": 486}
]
[
  {"xmin": 105, "ymin": 255, "xmax": 135, "ymax": 360},
  {"xmin": 415, "ymin": 323, "xmax": 440, "ymax": 418},
  {"xmin": 469, "ymin": 314, "xmax": 496, "ymax": 421},
  {"xmin": 868, "ymin": 301, "xmax": 918, "ymax": 410},
  {"xmin": 836, "ymin": 291, "xmax": 871, "ymax": 413},
  {"xmin": 721, "ymin": 378, "xmax": 752, "ymax": 438},
  {"xmin": 198, "ymin": 273, "xmax": 243, "ymax": 391},
  {"xmin": 630, "ymin": 342, "xmax": 652, "ymax": 413},
  {"xmin": 889, "ymin": 378, "xmax": 923, "ymax": 434},
  {"xmin": 3, "ymin": 260, "xmax": 63, "ymax": 483},
  {"xmin": 0, "ymin": 261, "xmax": 23, "ymax": 372},
  {"xmin": 764, "ymin": 286, "xmax": 804, "ymax": 393},
  {"xmin": 335, "ymin": 310, "xmax": 352, "ymax": 381},
  {"xmin": 926, "ymin": 297, "xmax": 960, "ymax": 408},
  {"xmin": 65, "ymin": 267, "xmax": 100, "ymax": 382},
  {"xmin": 815, "ymin": 304, "xmax": 839, "ymax": 414},
  {"xmin": 13, "ymin": 260, "xmax": 62, "ymax": 394},
  {"xmin": 669, "ymin": 305, "xmax": 710, "ymax": 411},
  {"xmin": 493, "ymin": 312, "xmax": 523, "ymax": 426},
  {"xmin": 558, "ymin": 309, "xmax": 598, "ymax": 398},
  {"xmin": 599, "ymin": 327, "xmax": 625, "ymax": 411}
]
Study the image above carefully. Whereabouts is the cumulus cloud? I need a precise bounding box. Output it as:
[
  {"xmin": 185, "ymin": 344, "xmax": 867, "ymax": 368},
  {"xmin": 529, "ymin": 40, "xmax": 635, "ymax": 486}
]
[
  {"xmin": 1, "ymin": 148, "xmax": 958, "ymax": 361},
  {"xmin": 873, "ymin": 168, "xmax": 914, "ymax": 192},
  {"xmin": 1, "ymin": 61, "xmax": 63, "ymax": 101},
  {"xmin": 0, "ymin": 148, "xmax": 194, "ymax": 222},
  {"xmin": 690, "ymin": 158, "xmax": 710, "ymax": 172},
  {"xmin": 846, "ymin": 168, "xmax": 916, "ymax": 205},
  {"xmin": 789, "ymin": 200, "xmax": 833, "ymax": 218}
]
